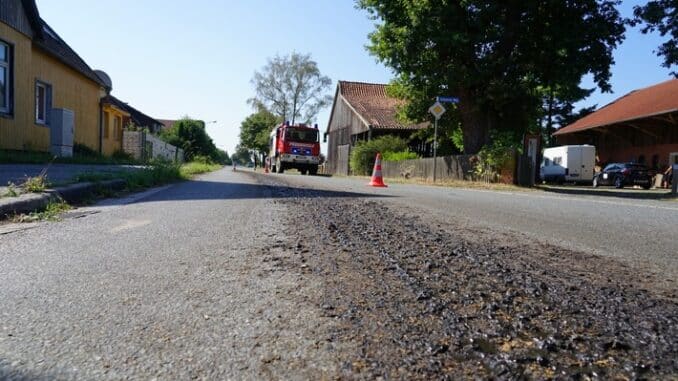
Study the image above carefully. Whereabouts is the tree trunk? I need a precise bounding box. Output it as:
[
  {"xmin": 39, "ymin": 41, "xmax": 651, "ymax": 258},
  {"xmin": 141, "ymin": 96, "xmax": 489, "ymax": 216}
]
[{"xmin": 458, "ymin": 95, "xmax": 490, "ymax": 154}]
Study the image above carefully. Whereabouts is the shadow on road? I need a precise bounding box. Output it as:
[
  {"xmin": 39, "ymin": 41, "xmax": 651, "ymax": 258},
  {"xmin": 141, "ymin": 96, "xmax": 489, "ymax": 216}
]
[
  {"xmin": 135, "ymin": 178, "xmax": 392, "ymax": 204},
  {"xmin": 538, "ymin": 185, "xmax": 675, "ymax": 200}
]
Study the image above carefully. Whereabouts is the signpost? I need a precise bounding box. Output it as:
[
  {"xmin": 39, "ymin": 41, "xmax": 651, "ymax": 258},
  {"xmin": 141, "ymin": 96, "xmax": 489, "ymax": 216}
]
[
  {"xmin": 428, "ymin": 102, "xmax": 446, "ymax": 182},
  {"xmin": 428, "ymin": 96, "xmax": 459, "ymax": 182}
]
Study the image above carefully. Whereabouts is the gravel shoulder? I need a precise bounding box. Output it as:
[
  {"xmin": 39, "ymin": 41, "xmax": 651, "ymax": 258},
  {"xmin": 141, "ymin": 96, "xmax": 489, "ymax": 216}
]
[{"xmin": 255, "ymin": 172, "xmax": 678, "ymax": 379}]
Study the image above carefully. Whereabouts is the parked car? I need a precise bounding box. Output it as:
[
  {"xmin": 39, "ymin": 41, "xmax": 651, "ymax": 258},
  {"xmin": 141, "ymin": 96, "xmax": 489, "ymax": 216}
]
[{"xmin": 593, "ymin": 163, "xmax": 653, "ymax": 189}]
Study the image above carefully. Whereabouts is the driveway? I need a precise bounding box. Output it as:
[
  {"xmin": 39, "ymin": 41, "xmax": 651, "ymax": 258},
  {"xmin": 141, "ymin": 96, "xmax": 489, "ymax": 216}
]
[{"xmin": 0, "ymin": 164, "xmax": 144, "ymax": 186}]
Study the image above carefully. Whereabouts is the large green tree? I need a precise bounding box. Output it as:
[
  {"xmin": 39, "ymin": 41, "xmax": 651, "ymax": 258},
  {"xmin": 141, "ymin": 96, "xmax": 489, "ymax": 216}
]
[
  {"xmin": 634, "ymin": 0, "xmax": 677, "ymax": 75},
  {"xmin": 160, "ymin": 117, "xmax": 219, "ymax": 161},
  {"xmin": 249, "ymin": 52, "xmax": 332, "ymax": 124},
  {"xmin": 359, "ymin": 0, "xmax": 626, "ymax": 154},
  {"xmin": 238, "ymin": 108, "xmax": 281, "ymax": 162}
]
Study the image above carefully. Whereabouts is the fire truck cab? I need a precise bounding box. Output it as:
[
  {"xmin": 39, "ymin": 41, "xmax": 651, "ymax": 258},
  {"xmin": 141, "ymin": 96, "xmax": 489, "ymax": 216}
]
[{"xmin": 268, "ymin": 122, "xmax": 321, "ymax": 175}]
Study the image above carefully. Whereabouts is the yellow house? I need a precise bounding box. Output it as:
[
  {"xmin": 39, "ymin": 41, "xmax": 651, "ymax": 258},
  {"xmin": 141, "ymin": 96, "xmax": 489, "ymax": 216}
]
[
  {"xmin": 0, "ymin": 0, "xmax": 121, "ymax": 155},
  {"xmin": 100, "ymin": 96, "xmax": 130, "ymax": 156}
]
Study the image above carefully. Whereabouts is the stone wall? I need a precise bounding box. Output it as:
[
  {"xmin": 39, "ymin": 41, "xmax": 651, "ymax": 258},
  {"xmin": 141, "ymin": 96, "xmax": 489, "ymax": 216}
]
[{"xmin": 122, "ymin": 131, "xmax": 184, "ymax": 163}]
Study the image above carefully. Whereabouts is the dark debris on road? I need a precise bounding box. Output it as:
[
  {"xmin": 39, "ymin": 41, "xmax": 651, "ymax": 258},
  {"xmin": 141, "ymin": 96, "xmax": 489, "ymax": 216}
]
[{"xmin": 266, "ymin": 181, "xmax": 678, "ymax": 380}]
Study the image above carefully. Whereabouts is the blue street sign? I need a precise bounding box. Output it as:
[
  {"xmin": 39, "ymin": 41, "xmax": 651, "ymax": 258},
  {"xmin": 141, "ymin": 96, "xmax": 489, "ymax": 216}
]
[{"xmin": 436, "ymin": 96, "xmax": 460, "ymax": 104}]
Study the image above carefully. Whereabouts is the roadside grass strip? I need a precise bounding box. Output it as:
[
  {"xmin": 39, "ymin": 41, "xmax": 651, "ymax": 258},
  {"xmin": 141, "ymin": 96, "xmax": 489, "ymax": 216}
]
[
  {"xmin": 3, "ymin": 161, "xmax": 221, "ymax": 222},
  {"xmin": 12, "ymin": 199, "xmax": 71, "ymax": 223}
]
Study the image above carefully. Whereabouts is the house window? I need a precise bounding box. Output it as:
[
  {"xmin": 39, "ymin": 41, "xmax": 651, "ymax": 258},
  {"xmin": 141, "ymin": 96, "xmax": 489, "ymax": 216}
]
[
  {"xmin": 35, "ymin": 81, "xmax": 52, "ymax": 124},
  {"xmin": 0, "ymin": 41, "xmax": 11, "ymax": 114},
  {"xmin": 103, "ymin": 111, "xmax": 110, "ymax": 138},
  {"xmin": 113, "ymin": 115, "xmax": 122, "ymax": 140}
]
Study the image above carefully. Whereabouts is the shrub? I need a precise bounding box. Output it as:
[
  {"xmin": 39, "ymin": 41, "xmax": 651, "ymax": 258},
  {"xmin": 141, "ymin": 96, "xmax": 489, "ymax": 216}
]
[
  {"xmin": 73, "ymin": 143, "xmax": 99, "ymax": 157},
  {"xmin": 382, "ymin": 151, "xmax": 418, "ymax": 162},
  {"xmin": 23, "ymin": 174, "xmax": 48, "ymax": 192},
  {"xmin": 191, "ymin": 154, "xmax": 213, "ymax": 165},
  {"xmin": 474, "ymin": 130, "xmax": 519, "ymax": 182},
  {"xmin": 112, "ymin": 149, "xmax": 134, "ymax": 162},
  {"xmin": 349, "ymin": 136, "xmax": 409, "ymax": 175}
]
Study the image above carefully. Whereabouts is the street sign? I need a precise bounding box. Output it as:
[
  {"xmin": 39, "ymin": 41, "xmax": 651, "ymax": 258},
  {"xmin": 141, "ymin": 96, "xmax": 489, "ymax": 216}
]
[
  {"xmin": 428, "ymin": 101, "xmax": 446, "ymax": 120},
  {"xmin": 436, "ymin": 96, "xmax": 460, "ymax": 104}
]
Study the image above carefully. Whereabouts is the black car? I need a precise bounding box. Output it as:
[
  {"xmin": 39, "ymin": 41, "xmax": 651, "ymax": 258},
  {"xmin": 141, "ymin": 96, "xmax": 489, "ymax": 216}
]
[{"xmin": 593, "ymin": 163, "xmax": 653, "ymax": 189}]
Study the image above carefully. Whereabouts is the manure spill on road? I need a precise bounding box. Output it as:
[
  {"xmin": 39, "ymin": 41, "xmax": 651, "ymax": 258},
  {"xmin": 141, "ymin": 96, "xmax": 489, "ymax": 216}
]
[{"xmin": 269, "ymin": 184, "xmax": 678, "ymax": 380}]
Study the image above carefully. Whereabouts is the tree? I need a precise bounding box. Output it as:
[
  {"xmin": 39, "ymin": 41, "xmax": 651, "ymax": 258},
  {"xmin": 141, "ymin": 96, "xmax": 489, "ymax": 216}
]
[
  {"xmin": 231, "ymin": 145, "xmax": 253, "ymax": 165},
  {"xmin": 239, "ymin": 108, "xmax": 281, "ymax": 163},
  {"xmin": 359, "ymin": 0, "xmax": 626, "ymax": 154},
  {"xmin": 160, "ymin": 117, "xmax": 219, "ymax": 161},
  {"xmin": 249, "ymin": 52, "xmax": 333, "ymax": 124},
  {"xmin": 633, "ymin": 0, "xmax": 678, "ymax": 76}
]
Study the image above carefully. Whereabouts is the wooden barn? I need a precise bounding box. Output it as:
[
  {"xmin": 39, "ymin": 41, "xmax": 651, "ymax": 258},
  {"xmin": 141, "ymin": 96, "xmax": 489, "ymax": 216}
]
[
  {"xmin": 324, "ymin": 81, "xmax": 428, "ymax": 175},
  {"xmin": 554, "ymin": 79, "xmax": 678, "ymax": 171}
]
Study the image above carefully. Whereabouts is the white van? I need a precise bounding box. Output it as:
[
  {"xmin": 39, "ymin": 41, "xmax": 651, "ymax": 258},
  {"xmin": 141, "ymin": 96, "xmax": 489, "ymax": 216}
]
[{"xmin": 540, "ymin": 145, "xmax": 596, "ymax": 184}]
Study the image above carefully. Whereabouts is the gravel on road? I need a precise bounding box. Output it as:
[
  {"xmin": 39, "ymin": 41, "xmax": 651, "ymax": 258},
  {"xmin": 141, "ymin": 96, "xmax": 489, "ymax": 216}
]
[
  {"xmin": 1, "ymin": 169, "xmax": 676, "ymax": 380},
  {"xmin": 258, "ymin": 173, "xmax": 678, "ymax": 380}
]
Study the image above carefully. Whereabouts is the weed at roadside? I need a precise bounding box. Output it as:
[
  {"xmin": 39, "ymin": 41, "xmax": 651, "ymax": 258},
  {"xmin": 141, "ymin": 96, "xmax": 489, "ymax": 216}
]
[
  {"xmin": 14, "ymin": 200, "xmax": 71, "ymax": 222},
  {"xmin": 2, "ymin": 182, "xmax": 19, "ymax": 198}
]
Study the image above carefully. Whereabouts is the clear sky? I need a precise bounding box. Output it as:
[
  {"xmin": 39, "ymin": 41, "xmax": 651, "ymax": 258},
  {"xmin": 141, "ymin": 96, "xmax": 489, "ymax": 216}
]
[{"xmin": 36, "ymin": 0, "xmax": 674, "ymax": 156}]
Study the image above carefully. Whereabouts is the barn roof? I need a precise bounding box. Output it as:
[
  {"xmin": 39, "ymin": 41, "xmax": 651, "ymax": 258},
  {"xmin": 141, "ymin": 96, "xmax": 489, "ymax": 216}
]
[
  {"xmin": 554, "ymin": 78, "xmax": 678, "ymax": 136},
  {"xmin": 333, "ymin": 81, "xmax": 428, "ymax": 131}
]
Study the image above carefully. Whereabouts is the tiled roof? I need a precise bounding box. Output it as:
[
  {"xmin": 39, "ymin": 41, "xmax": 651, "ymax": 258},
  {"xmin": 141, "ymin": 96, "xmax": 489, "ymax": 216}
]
[
  {"xmin": 21, "ymin": 1, "xmax": 105, "ymax": 87},
  {"xmin": 102, "ymin": 95, "xmax": 163, "ymax": 131},
  {"xmin": 554, "ymin": 78, "xmax": 678, "ymax": 136},
  {"xmin": 157, "ymin": 119, "xmax": 176, "ymax": 130},
  {"xmin": 338, "ymin": 81, "xmax": 428, "ymax": 130},
  {"xmin": 124, "ymin": 103, "xmax": 164, "ymax": 131}
]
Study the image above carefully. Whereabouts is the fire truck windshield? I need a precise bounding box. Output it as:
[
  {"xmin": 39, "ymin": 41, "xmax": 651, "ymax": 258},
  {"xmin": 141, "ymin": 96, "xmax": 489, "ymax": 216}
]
[{"xmin": 285, "ymin": 128, "xmax": 318, "ymax": 143}]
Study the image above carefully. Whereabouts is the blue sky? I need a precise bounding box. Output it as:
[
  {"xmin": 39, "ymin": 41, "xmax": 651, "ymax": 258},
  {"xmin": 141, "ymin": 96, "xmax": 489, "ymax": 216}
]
[{"xmin": 36, "ymin": 1, "xmax": 674, "ymax": 156}]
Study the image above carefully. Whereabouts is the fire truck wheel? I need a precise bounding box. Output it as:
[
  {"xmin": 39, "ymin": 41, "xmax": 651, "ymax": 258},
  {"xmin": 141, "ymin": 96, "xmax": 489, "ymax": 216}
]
[{"xmin": 276, "ymin": 158, "xmax": 284, "ymax": 174}]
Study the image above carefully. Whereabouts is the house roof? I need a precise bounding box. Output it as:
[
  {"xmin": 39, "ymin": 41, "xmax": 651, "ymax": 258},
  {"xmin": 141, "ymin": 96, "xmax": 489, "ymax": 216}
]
[
  {"xmin": 157, "ymin": 119, "xmax": 176, "ymax": 130},
  {"xmin": 554, "ymin": 78, "xmax": 678, "ymax": 136},
  {"xmin": 21, "ymin": 0, "xmax": 105, "ymax": 87},
  {"xmin": 332, "ymin": 81, "xmax": 428, "ymax": 131},
  {"xmin": 101, "ymin": 95, "xmax": 130, "ymax": 116},
  {"xmin": 101, "ymin": 95, "xmax": 163, "ymax": 129}
]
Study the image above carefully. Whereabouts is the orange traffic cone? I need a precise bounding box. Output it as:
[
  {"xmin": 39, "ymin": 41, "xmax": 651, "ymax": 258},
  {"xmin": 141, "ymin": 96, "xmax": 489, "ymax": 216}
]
[{"xmin": 368, "ymin": 153, "xmax": 388, "ymax": 187}]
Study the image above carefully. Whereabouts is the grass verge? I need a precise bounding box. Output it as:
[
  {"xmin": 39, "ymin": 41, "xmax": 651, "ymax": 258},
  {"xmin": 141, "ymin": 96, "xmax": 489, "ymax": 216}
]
[
  {"xmin": 13, "ymin": 200, "xmax": 71, "ymax": 222},
  {"xmin": 333, "ymin": 173, "xmax": 532, "ymax": 192},
  {"xmin": 0, "ymin": 149, "xmax": 136, "ymax": 165},
  {"xmin": 74, "ymin": 161, "xmax": 222, "ymax": 192}
]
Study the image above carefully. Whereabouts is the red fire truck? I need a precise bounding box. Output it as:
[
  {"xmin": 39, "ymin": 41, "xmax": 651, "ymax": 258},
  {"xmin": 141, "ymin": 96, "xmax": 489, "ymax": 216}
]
[{"xmin": 267, "ymin": 122, "xmax": 321, "ymax": 175}]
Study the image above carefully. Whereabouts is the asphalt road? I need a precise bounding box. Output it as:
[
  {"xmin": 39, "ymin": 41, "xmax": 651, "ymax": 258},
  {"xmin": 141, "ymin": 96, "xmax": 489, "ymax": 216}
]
[
  {"xmin": 1, "ymin": 168, "xmax": 676, "ymax": 379},
  {"xmin": 259, "ymin": 171, "xmax": 678, "ymax": 281}
]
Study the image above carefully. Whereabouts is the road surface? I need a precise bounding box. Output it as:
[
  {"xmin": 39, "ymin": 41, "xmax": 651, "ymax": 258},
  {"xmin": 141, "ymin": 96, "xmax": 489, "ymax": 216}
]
[{"xmin": 1, "ymin": 168, "xmax": 676, "ymax": 379}]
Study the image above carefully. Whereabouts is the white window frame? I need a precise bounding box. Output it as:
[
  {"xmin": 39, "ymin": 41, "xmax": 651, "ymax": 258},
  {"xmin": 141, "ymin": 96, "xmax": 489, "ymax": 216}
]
[
  {"xmin": 0, "ymin": 41, "xmax": 10, "ymax": 114},
  {"xmin": 35, "ymin": 81, "xmax": 48, "ymax": 124}
]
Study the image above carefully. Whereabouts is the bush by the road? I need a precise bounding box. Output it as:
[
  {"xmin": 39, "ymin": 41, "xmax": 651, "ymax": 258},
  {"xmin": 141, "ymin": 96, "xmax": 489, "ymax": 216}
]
[
  {"xmin": 74, "ymin": 161, "xmax": 221, "ymax": 192},
  {"xmin": 382, "ymin": 151, "xmax": 418, "ymax": 162},
  {"xmin": 350, "ymin": 136, "xmax": 411, "ymax": 175}
]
